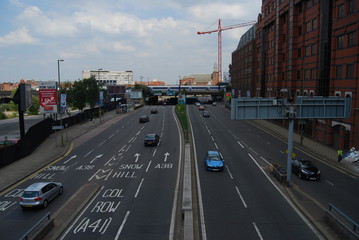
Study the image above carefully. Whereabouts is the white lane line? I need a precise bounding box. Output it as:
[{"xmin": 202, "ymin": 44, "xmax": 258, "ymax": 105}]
[
  {"xmin": 116, "ymin": 129, "xmax": 120, "ymax": 133},
  {"xmin": 211, "ymin": 136, "xmax": 215, "ymax": 142},
  {"xmin": 146, "ymin": 161, "xmax": 152, "ymax": 172},
  {"xmin": 108, "ymin": 133, "xmax": 115, "ymax": 139},
  {"xmin": 214, "ymin": 142, "xmax": 219, "ymax": 150},
  {"xmin": 326, "ymin": 180, "xmax": 334, "ymax": 186},
  {"xmin": 135, "ymin": 178, "xmax": 144, "ymax": 198},
  {"xmin": 84, "ymin": 150, "xmax": 93, "ymax": 158},
  {"xmin": 253, "ymin": 222, "xmax": 264, "ymax": 240},
  {"xmin": 60, "ymin": 186, "xmax": 104, "ymax": 240},
  {"xmin": 237, "ymin": 141, "xmax": 244, "ymax": 148},
  {"xmin": 260, "ymin": 156, "xmax": 271, "ymax": 165},
  {"xmin": 126, "ymin": 145, "xmax": 131, "ymax": 152},
  {"xmin": 208, "ymin": 130, "xmax": 211, "ymax": 135},
  {"xmin": 153, "ymin": 148, "xmax": 157, "ymax": 157},
  {"xmin": 132, "ymin": 137, "xmax": 137, "ymax": 143},
  {"xmin": 115, "ymin": 211, "xmax": 130, "ymax": 240},
  {"xmin": 97, "ymin": 140, "xmax": 106, "ymax": 147},
  {"xmin": 235, "ymin": 186, "xmax": 248, "ymax": 208},
  {"xmin": 128, "ymin": 137, "xmax": 134, "ymax": 143},
  {"xmin": 136, "ymin": 131, "xmax": 141, "ymax": 136},
  {"xmin": 249, "ymin": 147, "xmax": 258, "ymax": 155},
  {"xmin": 225, "ymin": 165, "xmax": 233, "ymax": 180}
]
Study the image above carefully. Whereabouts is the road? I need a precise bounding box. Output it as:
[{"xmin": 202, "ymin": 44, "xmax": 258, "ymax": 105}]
[{"xmin": 0, "ymin": 106, "xmax": 181, "ymax": 240}]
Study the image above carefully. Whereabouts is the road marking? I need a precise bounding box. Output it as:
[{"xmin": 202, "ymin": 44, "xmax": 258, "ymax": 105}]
[
  {"xmin": 115, "ymin": 211, "xmax": 130, "ymax": 240},
  {"xmin": 211, "ymin": 136, "xmax": 215, "ymax": 141},
  {"xmin": 84, "ymin": 150, "xmax": 94, "ymax": 158},
  {"xmin": 260, "ymin": 156, "xmax": 271, "ymax": 165},
  {"xmin": 146, "ymin": 161, "xmax": 152, "ymax": 172},
  {"xmin": 152, "ymin": 148, "xmax": 157, "ymax": 157},
  {"xmin": 326, "ymin": 180, "xmax": 334, "ymax": 186},
  {"xmin": 108, "ymin": 134, "xmax": 115, "ymax": 139},
  {"xmin": 64, "ymin": 155, "xmax": 77, "ymax": 164},
  {"xmin": 126, "ymin": 145, "xmax": 131, "ymax": 152},
  {"xmin": 253, "ymin": 222, "xmax": 264, "ymax": 240},
  {"xmin": 90, "ymin": 154, "xmax": 103, "ymax": 163},
  {"xmin": 214, "ymin": 142, "xmax": 219, "ymax": 150},
  {"xmin": 134, "ymin": 153, "xmax": 140, "ymax": 162},
  {"xmin": 98, "ymin": 140, "xmax": 106, "ymax": 147},
  {"xmin": 225, "ymin": 165, "xmax": 233, "ymax": 179},
  {"xmin": 135, "ymin": 178, "xmax": 144, "ymax": 198},
  {"xmin": 164, "ymin": 152, "xmax": 170, "ymax": 162},
  {"xmin": 235, "ymin": 186, "xmax": 247, "ymax": 208},
  {"xmin": 237, "ymin": 141, "xmax": 244, "ymax": 148},
  {"xmin": 136, "ymin": 131, "xmax": 141, "ymax": 136},
  {"xmin": 128, "ymin": 137, "xmax": 134, "ymax": 143}
]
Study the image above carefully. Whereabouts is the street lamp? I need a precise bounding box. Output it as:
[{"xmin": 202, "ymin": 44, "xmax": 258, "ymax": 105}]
[{"xmin": 57, "ymin": 59, "xmax": 64, "ymax": 147}]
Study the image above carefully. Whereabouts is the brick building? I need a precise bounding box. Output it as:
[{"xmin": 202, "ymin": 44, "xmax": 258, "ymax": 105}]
[{"xmin": 231, "ymin": 0, "xmax": 358, "ymax": 149}]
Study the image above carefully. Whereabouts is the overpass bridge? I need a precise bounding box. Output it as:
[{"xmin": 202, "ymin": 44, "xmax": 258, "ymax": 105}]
[{"xmin": 148, "ymin": 85, "xmax": 225, "ymax": 96}]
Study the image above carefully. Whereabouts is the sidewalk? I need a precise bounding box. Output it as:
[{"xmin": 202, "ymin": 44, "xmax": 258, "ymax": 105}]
[
  {"xmin": 0, "ymin": 110, "xmax": 130, "ymax": 193},
  {"xmin": 251, "ymin": 119, "xmax": 359, "ymax": 177}
]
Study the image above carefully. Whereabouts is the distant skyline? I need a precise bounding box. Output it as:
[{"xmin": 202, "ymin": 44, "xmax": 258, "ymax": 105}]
[{"xmin": 0, "ymin": 0, "xmax": 261, "ymax": 84}]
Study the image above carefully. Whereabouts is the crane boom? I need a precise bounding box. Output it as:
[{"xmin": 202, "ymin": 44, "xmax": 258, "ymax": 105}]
[{"xmin": 197, "ymin": 19, "xmax": 256, "ymax": 83}]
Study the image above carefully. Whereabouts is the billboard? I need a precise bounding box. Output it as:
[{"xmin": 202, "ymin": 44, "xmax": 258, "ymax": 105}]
[{"xmin": 39, "ymin": 82, "xmax": 57, "ymax": 114}]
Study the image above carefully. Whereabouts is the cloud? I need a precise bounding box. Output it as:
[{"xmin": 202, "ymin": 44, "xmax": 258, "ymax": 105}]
[{"xmin": 0, "ymin": 27, "xmax": 38, "ymax": 47}]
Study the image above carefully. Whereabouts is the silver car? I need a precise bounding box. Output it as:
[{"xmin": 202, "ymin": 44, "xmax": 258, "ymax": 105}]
[{"xmin": 19, "ymin": 182, "xmax": 63, "ymax": 208}]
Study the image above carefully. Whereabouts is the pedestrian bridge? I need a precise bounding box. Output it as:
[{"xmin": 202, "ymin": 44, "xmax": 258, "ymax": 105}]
[{"xmin": 148, "ymin": 85, "xmax": 225, "ymax": 96}]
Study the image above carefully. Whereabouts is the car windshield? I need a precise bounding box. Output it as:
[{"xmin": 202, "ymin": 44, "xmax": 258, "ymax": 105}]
[
  {"xmin": 145, "ymin": 135, "xmax": 155, "ymax": 140},
  {"xmin": 300, "ymin": 160, "xmax": 315, "ymax": 168},
  {"xmin": 208, "ymin": 154, "xmax": 221, "ymax": 161},
  {"xmin": 22, "ymin": 191, "xmax": 39, "ymax": 198}
]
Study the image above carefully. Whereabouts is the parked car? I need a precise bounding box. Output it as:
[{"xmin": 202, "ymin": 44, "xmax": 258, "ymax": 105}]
[
  {"xmin": 203, "ymin": 110, "xmax": 210, "ymax": 117},
  {"xmin": 144, "ymin": 134, "xmax": 160, "ymax": 146},
  {"xmin": 205, "ymin": 151, "xmax": 224, "ymax": 171},
  {"xmin": 212, "ymin": 102, "xmax": 217, "ymax": 106},
  {"xmin": 139, "ymin": 115, "xmax": 149, "ymax": 123},
  {"xmin": 292, "ymin": 159, "xmax": 320, "ymax": 180},
  {"xmin": 19, "ymin": 182, "xmax": 63, "ymax": 208},
  {"xmin": 198, "ymin": 105, "xmax": 205, "ymax": 110},
  {"xmin": 150, "ymin": 108, "xmax": 158, "ymax": 114}
]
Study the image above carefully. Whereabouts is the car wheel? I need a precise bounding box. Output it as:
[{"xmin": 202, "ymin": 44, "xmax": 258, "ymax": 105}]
[
  {"xmin": 43, "ymin": 200, "xmax": 48, "ymax": 208},
  {"xmin": 59, "ymin": 187, "xmax": 63, "ymax": 195}
]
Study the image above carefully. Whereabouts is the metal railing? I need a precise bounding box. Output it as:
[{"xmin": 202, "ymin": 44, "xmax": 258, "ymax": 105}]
[
  {"xmin": 20, "ymin": 212, "xmax": 51, "ymax": 240},
  {"xmin": 328, "ymin": 204, "xmax": 359, "ymax": 233}
]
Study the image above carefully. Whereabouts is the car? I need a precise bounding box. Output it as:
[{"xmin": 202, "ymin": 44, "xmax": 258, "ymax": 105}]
[
  {"xmin": 212, "ymin": 102, "xmax": 217, "ymax": 106},
  {"xmin": 19, "ymin": 182, "xmax": 63, "ymax": 208},
  {"xmin": 205, "ymin": 151, "xmax": 224, "ymax": 171},
  {"xmin": 195, "ymin": 102, "xmax": 201, "ymax": 106},
  {"xmin": 139, "ymin": 115, "xmax": 149, "ymax": 123},
  {"xmin": 144, "ymin": 134, "xmax": 160, "ymax": 146},
  {"xmin": 203, "ymin": 110, "xmax": 210, "ymax": 117},
  {"xmin": 292, "ymin": 159, "xmax": 320, "ymax": 180},
  {"xmin": 198, "ymin": 105, "xmax": 205, "ymax": 110},
  {"xmin": 150, "ymin": 108, "xmax": 158, "ymax": 114}
]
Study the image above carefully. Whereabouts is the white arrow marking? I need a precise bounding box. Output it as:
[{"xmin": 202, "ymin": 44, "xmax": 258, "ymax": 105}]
[
  {"xmin": 64, "ymin": 155, "xmax": 77, "ymax": 164},
  {"xmin": 134, "ymin": 153, "xmax": 141, "ymax": 162},
  {"xmin": 90, "ymin": 154, "xmax": 103, "ymax": 163},
  {"xmin": 164, "ymin": 152, "xmax": 170, "ymax": 162}
]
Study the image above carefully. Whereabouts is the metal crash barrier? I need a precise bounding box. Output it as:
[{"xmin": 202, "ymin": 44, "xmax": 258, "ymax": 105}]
[
  {"xmin": 327, "ymin": 204, "xmax": 359, "ymax": 239},
  {"xmin": 20, "ymin": 212, "xmax": 53, "ymax": 240},
  {"xmin": 270, "ymin": 163, "xmax": 287, "ymax": 182}
]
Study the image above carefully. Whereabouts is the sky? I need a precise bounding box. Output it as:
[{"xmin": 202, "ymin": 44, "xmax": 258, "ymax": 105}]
[{"xmin": 0, "ymin": 0, "xmax": 261, "ymax": 85}]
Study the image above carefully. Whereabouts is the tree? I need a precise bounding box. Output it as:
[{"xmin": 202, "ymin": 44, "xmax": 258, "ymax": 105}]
[
  {"xmin": 71, "ymin": 80, "xmax": 86, "ymax": 110},
  {"xmin": 83, "ymin": 76, "xmax": 100, "ymax": 108}
]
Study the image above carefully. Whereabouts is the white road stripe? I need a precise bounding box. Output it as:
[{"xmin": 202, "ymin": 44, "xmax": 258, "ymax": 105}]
[
  {"xmin": 237, "ymin": 141, "xmax": 244, "ymax": 148},
  {"xmin": 135, "ymin": 178, "xmax": 144, "ymax": 198},
  {"xmin": 115, "ymin": 211, "xmax": 130, "ymax": 240},
  {"xmin": 84, "ymin": 150, "xmax": 93, "ymax": 157},
  {"xmin": 253, "ymin": 222, "xmax": 264, "ymax": 240},
  {"xmin": 225, "ymin": 165, "xmax": 233, "ymax": 179},
  {"xmin": 326, "ymin": 180, "xmax": 334, "ymax": 186},
  {"xmin": 146, "ymin": 161, "xmax": 152, "ymax": 172},
  {"xmin": 235, "ymin": 186, "xmax": 248, "ymax": 208}
]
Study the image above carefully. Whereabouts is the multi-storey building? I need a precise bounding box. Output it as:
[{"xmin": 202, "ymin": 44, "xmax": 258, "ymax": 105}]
[
  {"xmin": 231, "ymin": 0, "xmax": 358, "ymax": 149},
  {"xmin": 82, "ymin": 70, "xmax": 134, "ymax": 86}
]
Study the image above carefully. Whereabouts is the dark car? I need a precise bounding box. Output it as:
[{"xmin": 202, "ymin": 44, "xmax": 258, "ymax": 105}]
[
  {"xmin": 150, "ymin": 108, "xmax": 158, "ymax": 114},
  {"xmin": 19, "ymin": 182, "xmax": 63, "ymax": 208},
  {"xmin": 205, "ymin": 151, "xmax": 224, "ymax": 171},
  {"xmin": 144, "ymin": 134, "xmax": 160, "ymax": 146},
  {"xmin": 203, "ymin": 110, "xmax": 210, "ymax": 117},
  {"xmin": 292, "ymin": 159, "xmax": 320, "ymax": 180},
  {"xmin": 139, "ymin": 115, "xmax": 149, "ymax": 123}
]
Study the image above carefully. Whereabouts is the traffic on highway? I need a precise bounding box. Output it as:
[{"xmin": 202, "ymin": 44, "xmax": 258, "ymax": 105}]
[{"xmin": 0, "ymin": 103, "xmax": 358, "ymax": 239}]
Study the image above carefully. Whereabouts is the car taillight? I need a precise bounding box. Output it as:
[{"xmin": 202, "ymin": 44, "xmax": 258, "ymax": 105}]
[
  {"xmin": 19, "ymin": 197, "xmax": 23, "ymax": 201},
  {"xmin": 34, "ymin": 197, "xmax": 42, "ymax": 201}
]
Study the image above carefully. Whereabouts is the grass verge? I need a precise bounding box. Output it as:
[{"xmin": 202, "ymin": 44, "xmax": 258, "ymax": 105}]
[{"xmin": 175, "ymin": 104, "xmax": 190, "ymax": 143}]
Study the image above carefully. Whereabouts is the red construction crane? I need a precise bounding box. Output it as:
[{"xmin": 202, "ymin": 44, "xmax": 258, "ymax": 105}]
[{"xmin": 197, "ymin": 19, "xmax": 256, "ymax": 83}]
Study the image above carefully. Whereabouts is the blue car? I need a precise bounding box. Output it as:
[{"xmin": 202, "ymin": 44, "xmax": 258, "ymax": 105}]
[{"xmin": 205, "ymin": 151, "xmax": 224, "ymax": 171}]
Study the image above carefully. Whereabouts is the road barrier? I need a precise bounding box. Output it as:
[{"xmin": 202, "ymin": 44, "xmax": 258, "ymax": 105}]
[
  {"xmin": 270, "ymin": 163, "xmax": 287, "ymax": 182},
  {"xmin": 326, "ymin": 203, "xmax": 359, "ymax": 240},
  {"xmin": 20, "ymin": 212, "xmax": 53, "ymax": 240}
]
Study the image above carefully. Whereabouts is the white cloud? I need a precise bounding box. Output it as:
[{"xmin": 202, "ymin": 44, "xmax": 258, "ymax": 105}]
[{"xmin": 0, "ymin": 27, "xmax": 38, "ymax": 47}]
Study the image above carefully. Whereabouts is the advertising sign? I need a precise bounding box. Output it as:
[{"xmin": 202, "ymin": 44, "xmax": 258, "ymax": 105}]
[
  {"xmin": 178, "ymin": 94, "xmax": 186, "ymax": 104},
  {"xmin": 39, "ymin": 82, "xmax": 57, "ymax": 114},
  {"xmin": 61, "ymin": 94, "xmax": 66, "ymax": 114},
  {"xmin": 130, "ymin": 90, "xmax": 142, "ymax": 99}
]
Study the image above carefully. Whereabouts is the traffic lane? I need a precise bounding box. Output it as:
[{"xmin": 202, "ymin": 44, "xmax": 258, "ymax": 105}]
[
  {"xmin": 209, "ymin": 105, "xmax": 359, "ymax": 222},
  {"xmin": 189, "ymin": 106, "xmax": 259, "ymax": 240},
  {"xmin": 61, "ymin": 106, "xmax": 180, "ymax": 239},
  {"xmin": 190, "ymin": 106, "xmax": 319, "ymax": 240},
  {"xmin": 119, "ymin": 106, "xmax": 180, "ymax": 239}
]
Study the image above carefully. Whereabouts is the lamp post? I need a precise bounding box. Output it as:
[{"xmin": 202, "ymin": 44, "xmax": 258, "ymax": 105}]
[
  {"xmin": 57, "ymin": 59, "xmax": 64, "ymax": 147},
  {"xmin": 98, "ymin": 68, "xmax": 103, "ymax": 122}
]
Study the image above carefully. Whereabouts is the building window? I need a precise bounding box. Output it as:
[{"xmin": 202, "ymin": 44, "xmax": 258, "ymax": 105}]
[
  {"xmin": 338, "ymin": 4, "xmax": 345, "ymax": 18},
  {"xmin": 306, "ymin": 22, "xmax": 311, "ymax": 32},
  {"xmin": 346, "ymin": 64, "xmax": 354, "ymax": 78},
  {"xmin": 312, "ymin": 18, "xmax": 318, "ymax": 30},
  {"xmin": 348, "ymin": 0, "xmax": 355, "ymax": 14},
  {"xmin": 311, "ymin": 68, "xmax": 316, "ymax": 79},
  {"xmin": 305, "ymin": 69, "xmax": 310, "ymax": 80},
  {"xmin": 348, "ymin": 32, "xmax": 355, "ymax": 46},
  {"xmin": 336, "ymin": 65, "xmax": 342, "ymax": 79},
  {"xmin": 297, "ymin": 47, "xmax": 302, "ymax": 58},
  {"xmin": 312, "ymin": 43, "xmax": 317, "ymax": 55},
  {"xmin": 298, "ymin": 25, "xmax": 302, "ymax": 35},
  {"xmin": 306, "ymin": 0, "xmax": 312, "ymax": 9},
  {"xmin": 337, "ymin": 35, "xmax": 345, "ymax": 48},
  {"xmin": 305, "ymin": 45, "xmax": 311, "ymax": 56}
]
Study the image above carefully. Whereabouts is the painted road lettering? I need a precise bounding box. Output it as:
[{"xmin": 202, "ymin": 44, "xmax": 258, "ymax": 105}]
[
  {"xmin": 76, "ymin": 165, "xmax": 95, "ymax": 170},
  {"xmin": 155, "ymin": 163, "xmax": 173, "ymax": 169},
  {"xmin": 91, "ymin": 201, "xmax": 121, "ymax": 213},
  {"xmin": 0, "ymin": 201, "xmax": 17, "ymax": 211},
  {"xmin": 74, "ymin": 217, "xmax": 112, "ymax": 234}
]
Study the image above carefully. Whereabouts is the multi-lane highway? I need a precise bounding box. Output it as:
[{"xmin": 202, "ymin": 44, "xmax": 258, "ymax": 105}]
[
  {"xmin": 0, "ymin": 106, "xmax": 181, "ymax": 240},
  {"xmin": 0, "ymin": 103, "xmax": 358, "ymax": 239}
]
